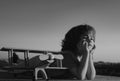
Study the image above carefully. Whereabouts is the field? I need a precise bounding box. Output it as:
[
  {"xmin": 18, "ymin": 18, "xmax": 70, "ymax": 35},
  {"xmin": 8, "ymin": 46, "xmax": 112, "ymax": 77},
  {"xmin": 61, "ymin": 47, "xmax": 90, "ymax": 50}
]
[
  {"xmin": 95, "ymin": 75, "xmax": 120, "ymax": 80},
  {"xmin": 0, "ymin": 76, "xmax": 120, "ymax": 81},
  {"xmin": 1, "ymin": 71, "xmax": 120, "ymax": 81}
]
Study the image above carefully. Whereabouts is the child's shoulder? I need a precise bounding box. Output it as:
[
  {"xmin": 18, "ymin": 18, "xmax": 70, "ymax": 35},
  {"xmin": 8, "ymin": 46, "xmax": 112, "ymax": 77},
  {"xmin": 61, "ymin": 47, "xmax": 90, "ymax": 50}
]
[
  {"xmin": 62, "ymin": 51, "xmax": 79, "ymax": 63},
  {"xmin": 62, "ymin": 51, "xmax": 76, "ymax": 60},
  {"xmin": 62, "ymin": 50, "xmax": 74, "ymax": 55},
  {"xmin": 62, "ymin": 51, "xmax": 78, "ymax": 68}
]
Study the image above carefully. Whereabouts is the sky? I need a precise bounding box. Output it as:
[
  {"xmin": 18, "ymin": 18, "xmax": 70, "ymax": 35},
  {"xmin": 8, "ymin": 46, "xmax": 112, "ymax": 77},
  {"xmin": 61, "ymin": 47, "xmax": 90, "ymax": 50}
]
[{"xmin": 0, "ymin": 0, "xmax": 120, "ymax": 62}]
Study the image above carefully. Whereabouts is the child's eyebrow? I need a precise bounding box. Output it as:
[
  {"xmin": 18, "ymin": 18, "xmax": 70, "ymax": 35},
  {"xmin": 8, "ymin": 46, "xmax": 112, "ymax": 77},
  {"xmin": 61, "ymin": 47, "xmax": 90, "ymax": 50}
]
[
  {"xmin": 83, "ymin": 35, "xmax": 94, "ymax": 40},
  {"xmin": 83, "ymin": 35, "xmax": 88, "ymax": 38}
]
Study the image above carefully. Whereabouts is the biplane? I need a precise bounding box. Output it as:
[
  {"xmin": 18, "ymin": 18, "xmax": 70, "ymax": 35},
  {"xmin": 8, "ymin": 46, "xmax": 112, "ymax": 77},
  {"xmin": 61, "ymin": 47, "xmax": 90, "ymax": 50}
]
[{"xmin": 0, "ymin": 47, "xmax": 68, "ymax": 81}]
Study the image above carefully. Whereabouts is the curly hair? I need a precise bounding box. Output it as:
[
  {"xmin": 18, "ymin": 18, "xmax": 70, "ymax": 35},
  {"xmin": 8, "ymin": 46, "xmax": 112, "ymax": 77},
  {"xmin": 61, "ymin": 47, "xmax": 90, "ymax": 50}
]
[{"xmin": 61, "ymin": 24, "xmax": 96, "ymax": 53}]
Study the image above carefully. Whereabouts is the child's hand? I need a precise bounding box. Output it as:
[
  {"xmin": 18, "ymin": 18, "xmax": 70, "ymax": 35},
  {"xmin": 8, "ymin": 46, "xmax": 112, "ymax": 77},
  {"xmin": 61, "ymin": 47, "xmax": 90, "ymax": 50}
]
[
  {"xmin": 82, "ymin": 41, "xmax": 89, "ymax": 55},
  {"xmin": 88, "ymin": 40, "xmax": 96, "ymax": 55},
  {"xmin": 90, "ymin": 44, "xmax": 96, "ymax": 55},
  {"xmin": 77, "ymin": 40, "xmax": 95, "ymax": 56},
  {"xmin": 83, "ymin": 40, "xmax": 95, "ymax": 55},
  {"xmin": 77, "ymin": 40, "xmax": 89, "ymax": 56}
]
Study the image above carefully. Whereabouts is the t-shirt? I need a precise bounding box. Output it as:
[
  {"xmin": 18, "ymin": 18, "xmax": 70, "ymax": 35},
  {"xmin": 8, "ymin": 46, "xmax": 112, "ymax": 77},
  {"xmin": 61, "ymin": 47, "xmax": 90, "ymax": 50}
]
[
  {"xmin": 62, "ymin": 51, "xmax": 79, "ymax": 68},
  {"xmin": 47, "ymin": 51, "xmax": 78, "ymax": 79}
]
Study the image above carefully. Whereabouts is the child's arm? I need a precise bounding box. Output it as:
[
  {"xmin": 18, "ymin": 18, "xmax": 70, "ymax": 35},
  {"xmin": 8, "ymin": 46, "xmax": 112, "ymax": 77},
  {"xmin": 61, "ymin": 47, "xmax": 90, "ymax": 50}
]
[
  {"xmin": 69, "ymin": 42, "xmax": 90, "ymax": 80},
  {"xmin": 86, "ymin": 45, "xmax": 96, "ymax": 80},
  {"xmin": 77, "ymin": 51, "xmax": 90, "ymax": 80},
  {"xmin": 86, "ymin": 54, "xmax": 96, "ymax": 80}
]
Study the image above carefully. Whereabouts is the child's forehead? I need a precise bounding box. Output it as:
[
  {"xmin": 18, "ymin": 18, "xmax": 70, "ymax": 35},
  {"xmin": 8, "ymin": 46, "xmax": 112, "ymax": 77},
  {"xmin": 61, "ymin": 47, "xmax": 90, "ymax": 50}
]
[{"xmin": 82, "ymin": 31, "xmax": 94, "ymax": 36}]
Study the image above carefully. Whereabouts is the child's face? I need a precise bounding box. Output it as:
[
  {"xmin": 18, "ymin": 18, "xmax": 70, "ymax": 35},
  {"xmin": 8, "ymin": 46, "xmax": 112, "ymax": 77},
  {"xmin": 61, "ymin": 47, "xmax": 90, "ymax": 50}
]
[{"xmin": 77, "ymin": 31, "xmax": 95, "ymax": 52}]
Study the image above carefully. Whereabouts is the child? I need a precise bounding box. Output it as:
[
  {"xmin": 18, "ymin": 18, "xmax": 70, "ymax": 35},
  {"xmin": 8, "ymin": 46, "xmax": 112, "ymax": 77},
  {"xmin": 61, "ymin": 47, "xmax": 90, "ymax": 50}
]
[{"xmin": 61, "ymin": 24, "xmax": 96, "ymax": 80}]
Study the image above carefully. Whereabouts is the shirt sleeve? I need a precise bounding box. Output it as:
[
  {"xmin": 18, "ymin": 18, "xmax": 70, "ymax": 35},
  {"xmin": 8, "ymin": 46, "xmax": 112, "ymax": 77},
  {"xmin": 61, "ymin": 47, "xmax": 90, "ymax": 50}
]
[{"xmin": 62, "ymin": 52, "xmax": 77, "ymax": 69}]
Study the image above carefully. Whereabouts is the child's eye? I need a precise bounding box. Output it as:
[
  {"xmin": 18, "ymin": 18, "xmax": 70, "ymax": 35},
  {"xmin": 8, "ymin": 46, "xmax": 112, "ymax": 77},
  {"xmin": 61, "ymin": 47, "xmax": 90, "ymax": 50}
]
[{"xmin": 83, "ymin": 36, "xmax": 88, "ymax": 39}]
